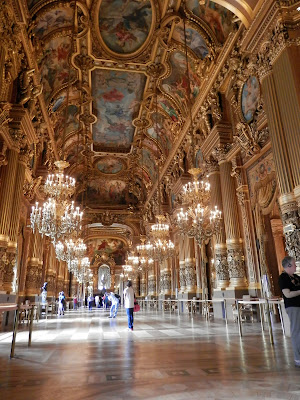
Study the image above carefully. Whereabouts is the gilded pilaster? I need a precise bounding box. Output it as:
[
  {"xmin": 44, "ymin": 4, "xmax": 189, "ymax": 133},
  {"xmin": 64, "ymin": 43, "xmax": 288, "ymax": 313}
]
[
  {"xmin": 270, "ymin": 219, "xmax": 286, "ymax": 275},
  {"xmin": 0, "ymin": 149, "xmax": 18, "ymax": 242},
  {"xmin": 231, "ymin": 158, "xmax": 260, "ymax": 288},
  {"xmin": 207, "ymin": 161, "xmax": 229, "ymax": 288},
  {"xmin": 140, "ymin": 271, "xmax": 146, "ymax": 297},
  {"xmin": 3, "ymin": 151, "xmax": 28, "ymax": 293},
  {"xmin": 18, "ymin": 226, "xmax": 32, "ymax": 296},
  {"xmin": 273, "ymin": 48, "xmax": 300, "ymax": 188},
  {"xmin": 148, "ymin": 261, "xmax": 156, "ymax": 296},
  {"xmin": 184, "ymin": 237, "xmax": 196, "ymax": 293},
  {"xmin": 178, "ymin": 235, "xmax": 186, "ymax": 291},
  {"xmin": 161, "ymin": 258, "xmax": 172, "ymax": 296},
  {"xmin": 258, "ymin": 49, "xmax": 300, "ymax": 264},
  {"xmin": 216, "ymin": 149, "xmax": 247, "ymax": 288},
  {"xmin": 25, "ymin": 257, "xmax": 41, "ymax": 296}
]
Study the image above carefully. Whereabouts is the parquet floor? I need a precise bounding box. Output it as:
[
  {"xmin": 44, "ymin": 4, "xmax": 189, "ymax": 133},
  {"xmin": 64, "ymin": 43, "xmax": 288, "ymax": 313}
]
[{"xmin": 0, "ymin": 307, "xmax": 299, "ymax": 400}]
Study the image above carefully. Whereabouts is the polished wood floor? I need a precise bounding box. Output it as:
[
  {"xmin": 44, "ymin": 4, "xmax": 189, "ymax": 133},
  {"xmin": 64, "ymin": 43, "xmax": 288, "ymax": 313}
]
[{"xmin": 0, "ymin": 307, "xmax": 299, "ymax": 400}]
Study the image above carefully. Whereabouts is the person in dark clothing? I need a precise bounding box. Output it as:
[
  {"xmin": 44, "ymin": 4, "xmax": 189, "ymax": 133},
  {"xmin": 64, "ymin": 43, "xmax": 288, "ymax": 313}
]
[{"xmin": 278, "ymin": 256, "xmax": 300, "ymax": 368}]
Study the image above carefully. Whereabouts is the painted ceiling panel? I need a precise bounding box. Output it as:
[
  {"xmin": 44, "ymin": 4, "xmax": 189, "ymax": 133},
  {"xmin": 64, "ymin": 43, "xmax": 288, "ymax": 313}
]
[
  {"xmin": 98, "ymin": 0, "xmax": 153, "ymax": 54},
  {"xmin": 186, "ymin": 0, "xmax": 235, "ymax": 43},
  {"xmin": 173, "ymin": 23, "xmax": 209, "ymax": 59},
  {"xmin": 39, "ymin": 36, "xmax": 76, "ymax": 103},
  {"xmin": 96, "ymin": 157, "xmax": 125, "ymax": 175},
  {"xmin": 141, "ymin": 148, "xmax": 157, "ymax": 182},
  {"xmin": 158, "ymin": 97, "xmax": 179, "ymax": 122},
  {"xmin": 92, "ymin": 69, "xmax": 146, "ymax": 152},
  {"xmin": 84, "ymin": 177, "xmax": 138, "ymax": 206},
  {"xmin": 161, "ymin": 51, "xmax": 201, "ymax": 109},
  {"xmin": 54, "ymin": 104, "xmax": 79, "ymax": 140},
  {"xmin": 87, "ymin": 238, "xmax": 126, "ymax": 265},
  {"xmin": 33, "ymin": 8, "xmax": 73, "ymax": 39},
  {"xmin": 147, "ymin": 112, "xmax": 172, "ymax": 156}
]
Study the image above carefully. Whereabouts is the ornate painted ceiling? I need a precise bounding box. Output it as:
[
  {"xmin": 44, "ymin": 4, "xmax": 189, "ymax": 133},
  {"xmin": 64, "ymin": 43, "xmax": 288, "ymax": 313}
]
[{"xmin": 23, "ymin": 0, "xmax": 262, "ymax": 246}]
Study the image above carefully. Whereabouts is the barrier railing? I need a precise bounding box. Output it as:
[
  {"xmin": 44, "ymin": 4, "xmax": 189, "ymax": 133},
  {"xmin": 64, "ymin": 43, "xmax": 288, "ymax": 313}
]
[
  {"xmin": 137, "ymin": 297, "xmax": 285, "ymax": 346},
  {"xmin": 0, "ymin": 303, "xmax": 36, "ymax": 358}
]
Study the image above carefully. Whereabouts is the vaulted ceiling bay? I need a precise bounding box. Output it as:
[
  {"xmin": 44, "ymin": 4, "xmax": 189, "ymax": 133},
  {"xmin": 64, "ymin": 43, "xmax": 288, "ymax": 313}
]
[{"xmin": 24, "ymin": 0, "xmax": 261, "ymax": 262}]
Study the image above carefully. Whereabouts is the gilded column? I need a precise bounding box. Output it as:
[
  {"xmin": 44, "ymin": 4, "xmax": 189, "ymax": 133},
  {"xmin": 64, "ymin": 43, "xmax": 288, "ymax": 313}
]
[
  {"xmin": 258, "ymin": 48, "xmax": 299, "ymax": 266},
  {"xmin": 148, "ymin": 261, "xmax": 156, "ymax": 296},
  {"xmin": 215, "ymin": 147, "xmax": 247, "ymax": 288},
  {"xmin": 231, "ymin": 158, "xmax": 260, "ymax": 289},
  {"xmin": 207, "ymin": 159, "xmax": 229, "ymax": 288},
  {"xmin": 140, "ymin": 271, "xmax": 146, "ymax": 297},
  {"xmin": 3, "ymin": 150, "xmax": 28, "ymax": 292},
  {"xmin": 178, "ymin": 234, "xmax": 186, "ymax": 292},
  {"xmin": 0, "ymin": 148, "xmax": 18, "ymax": 290},
  {"xmin": 161, "ymin": 258, "xmax": 172, "ymax": 296},
  {"xmin": 273, "ymin": 48, "xmax": 300, "ymax": 189},
  {"xmin": 46, "ymin": 246, "xmax": 56, "ymax": 297},
  {"xmin": 18, "ymin": 226, "xmax": 32, "ymax": 297},
  {"xmin": 184, "ymin": 237, "xmax": 196, "ymax": 293},
  {"xmin": 270, "ymin": 219, "xmax": 286, "ymax": 275}
]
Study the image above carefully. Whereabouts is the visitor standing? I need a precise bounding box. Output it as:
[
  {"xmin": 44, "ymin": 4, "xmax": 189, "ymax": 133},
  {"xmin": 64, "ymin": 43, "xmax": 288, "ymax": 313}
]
[
  {"xmin": 95, "ymin": 295, "xmax": 100, "ymax": 308},
  {"xmin": 124, "ymin": 280, "xmax": 135, "ymax": 330},
  {"xmin": 88, "ymin": 294, "xmax": 94, "ymax": 311},
  {"xmin": 73, "ymin": 294, "xmax": 78, "ymax": 310},
  {"xmin": 278, "ymin": 256, "xmax": 300, "ymax": 368},
  {"xmin": 58, "ymin": 291, "xmax": 65, "ymax": 316}
]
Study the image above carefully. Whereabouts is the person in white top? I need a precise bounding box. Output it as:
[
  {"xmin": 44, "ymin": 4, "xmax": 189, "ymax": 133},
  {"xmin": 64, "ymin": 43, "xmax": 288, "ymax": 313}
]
[
  {"xmin": 123, "ymin": 280, "xmax": 135, "ymax": 330},
  {"xmin": 108, "ymin": 292, "xmax": 119, "ymax": 318}
]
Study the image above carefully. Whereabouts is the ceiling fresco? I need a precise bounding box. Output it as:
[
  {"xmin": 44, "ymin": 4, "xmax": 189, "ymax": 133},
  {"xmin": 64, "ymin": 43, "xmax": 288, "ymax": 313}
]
[
  {"xmin": 96, "ymin": 157, "xmax": 125, "ymax": 175},
  {"xmin": 173, "ymin": 23, "xmax": 209, "ymax": 60},
  {"xmin": 91, "ymin": 69, "xmax": 146, "ymax": 152},
  {"xmin": 38, "ymin": 36, "xmax": 76, "ymax": 103},
  {"xmin": 186, "ymin": 0, "xmax": 236, "ymax": 43},
  {"xmin": 161, "ymin": 51, "xmax": 201, "ymax": 109},
  {"xmin": 87, "ymin": 238, "xmax": 126, "ymax": 266},
  {"xmin": 84, "ymin": 177, "xmax": 138, "ymax": 207},
  {"xmin": 23, "ymin": 0, "xmax": 246, "ymax": 237},
  {"xmin": 98, "ymin": 0, "xmax": 153, "ymax": 54},
  {"xmin": 33, "ymin": 8, "xmax": 74, "ymax": 39}
]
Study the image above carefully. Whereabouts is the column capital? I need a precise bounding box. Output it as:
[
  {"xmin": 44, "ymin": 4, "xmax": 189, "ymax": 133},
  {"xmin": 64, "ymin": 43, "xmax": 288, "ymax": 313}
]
[
  {"xmin": 205, "ymin": 156, "xmax": 219, "ymax": 175},
  {"xmin": 212, "ymin": 144, "xmax": 231, "ymax": 164}
]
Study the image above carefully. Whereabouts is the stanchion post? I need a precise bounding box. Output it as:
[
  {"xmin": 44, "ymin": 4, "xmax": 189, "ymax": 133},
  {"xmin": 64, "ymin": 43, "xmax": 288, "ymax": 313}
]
[
  {"xmin": 265, "ymin": 301, "xmax": 274, "ymax": 345},
  {"xmin": 236, "ymin": 300, "xmax": 242, "ymax": 337},
  {"xmin": 28, "ymin": 306, "xmax": 34, "ymax": 346},
  {"xmin": 10, "ymin": 308, "xmax": 19, "ymax": 359},
  {"xmin": 223, "ymin": 299, "xmax": 227, "ymax": 324}
]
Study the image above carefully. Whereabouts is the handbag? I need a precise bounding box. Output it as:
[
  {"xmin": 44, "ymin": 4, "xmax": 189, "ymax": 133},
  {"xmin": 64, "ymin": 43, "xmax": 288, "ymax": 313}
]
[{"xmin": 134, "ymin": 303, "xmax": 140, "ymax": 312}]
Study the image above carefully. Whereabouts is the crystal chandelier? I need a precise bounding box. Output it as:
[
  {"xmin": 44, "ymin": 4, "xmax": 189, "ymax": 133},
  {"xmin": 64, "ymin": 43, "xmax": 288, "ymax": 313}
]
[
  {"xmin": 74, "ymin": 257, "xmax": 92, "ymax": 284},
  {"xmin": 44, "ymin": 160, "xmax": 76, "ymax": 200},
  {"xmin": 175, "ymin": 19, "xmax": 222, "ymax": 246},
  {"xmin": 177, "ymin": 204, "xmax": 222, "ymax": 246},
  {"xmin": 31, "ymin": 195, "xmax": 83, "ymax": 242},
  {"xmin": 55, "ymin": 238, "xmax": 87, "ymax": 262},
  {"xmin": 30, "ymin": 6, "xmax": 84, "ymax": 243},
  {"xmin": 142, "ymin": 77, "xmax": 175, "ymax": 262}
]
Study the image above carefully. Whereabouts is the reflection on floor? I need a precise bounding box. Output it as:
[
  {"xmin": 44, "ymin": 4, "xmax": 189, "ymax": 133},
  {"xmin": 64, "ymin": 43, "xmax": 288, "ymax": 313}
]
[{"xmin": 0, "ymin": 308, "xmax": 299, "ymax": 400}]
